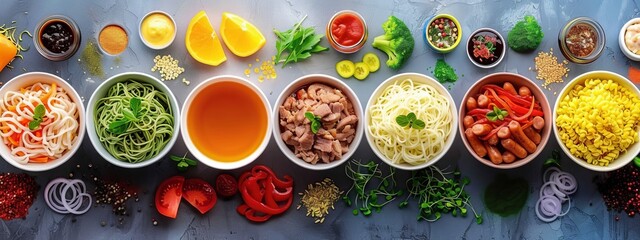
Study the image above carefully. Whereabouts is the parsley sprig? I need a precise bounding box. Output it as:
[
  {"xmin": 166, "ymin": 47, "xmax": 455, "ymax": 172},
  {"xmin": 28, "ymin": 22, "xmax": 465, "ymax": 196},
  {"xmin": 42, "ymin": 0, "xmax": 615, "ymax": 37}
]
[
  {"xmin": 274, "ymin": 15, "xmax": 328, "ymax": 67},
  {"xmin": 29, "ymin": 104, "xmax": 45, "ymax": 130},
  {"xmin": 486, "ymin": 106, "xmax": 508, "ymax": 122},
  {"xmin": 108, "ymin": 98, "xmax": 142, "ymax": 134},
  {"xmin": 396, "ymin": 112, "xmax": 425, "ymax": 130}
]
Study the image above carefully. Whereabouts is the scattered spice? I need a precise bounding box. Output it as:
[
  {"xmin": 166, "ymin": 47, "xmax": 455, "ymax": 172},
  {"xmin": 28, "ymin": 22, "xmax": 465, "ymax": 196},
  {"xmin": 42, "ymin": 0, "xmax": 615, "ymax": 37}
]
[
  {"xmin": 596, "ymin": 164, "xmax": 640, "ymax": 218},
  {"xmin": 151, "ymin": 55, "xmax": 185, "ymax": 81},
  {"xmin": 93, "ymin": 178, "xmax": 138, "ymax": 216},
  {"xmin": 244, "ymin": 56, "xmax": 277, "ymax": 82},
  {"xmin": 433, "ymin": 59, "xmax": 458, "ymax": 84},
  {"xmin": 0, "ymin": 173, "xmax": 39, "ymax": 220},
  {"xmin": 484, "ymin": 174, "xmax": 528, "ymax": 217},
  {"xmin": 79, "ymin": 41, "xmax": 104, "ymax": 77},
  {"xmin": 533, "ymin": 49, "xmax": 569, "ymax": 91},
  {"xmin": 98, "ymin": 25, "xmax": 128, "ymax": 55},
  {"xmin": 297, "ymin": 178, "xmax": 343, "ymax": 224}
]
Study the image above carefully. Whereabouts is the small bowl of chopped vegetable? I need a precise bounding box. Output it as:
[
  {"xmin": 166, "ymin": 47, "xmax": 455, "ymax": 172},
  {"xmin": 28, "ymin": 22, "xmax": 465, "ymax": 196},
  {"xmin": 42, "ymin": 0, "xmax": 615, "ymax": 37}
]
[
  {"xmin": 423, "ymin": 14, "xmax": 462, "ymax": 53},
  {"xmin": 466, "ymin": 28, "xmax": 506, "ymax": 68},
  {"xmin": 459, "ymin": 72, "xmax": 552, "ymax": 169},
  {"xmin": 558, "ymin": 17, "xmax": 605, "ymax": 64},
  {"xmin": 619, "ymin": 18, "xmax": 640, "ymax": 61},
  {"xmin": 554, "ymin": 71, "xmax": 640, "ymax": 172}
]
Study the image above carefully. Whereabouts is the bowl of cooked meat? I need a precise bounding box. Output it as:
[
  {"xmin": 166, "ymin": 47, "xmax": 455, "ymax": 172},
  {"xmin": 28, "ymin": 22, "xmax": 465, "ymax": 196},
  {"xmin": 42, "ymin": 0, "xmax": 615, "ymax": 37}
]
[{"xmin": 273, "ymin": 74, "xmax": 363, "ymax": 170}]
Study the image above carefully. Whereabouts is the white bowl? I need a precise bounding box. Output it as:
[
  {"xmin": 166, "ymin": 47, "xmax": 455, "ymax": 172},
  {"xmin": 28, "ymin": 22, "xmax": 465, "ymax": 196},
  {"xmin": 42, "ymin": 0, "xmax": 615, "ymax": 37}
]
[
  {"xmin": 272, "ymin": 74, "xmax": 363, "ymax": 170},
  {"xmin": 365, "ymin": 73, "xmax": 457, "ymax": 170},
  {"xmin": 139, "ymin": 11, "xmax": 176, "ymax": 50},
  {"xmin": 553, "ymin": 71, "xmax": 640, "ymax": 172},
  {"xmin": 86, "ymin": 72, "xmax": 180, "ymax": 168},
  {"xmin": 619, "ymin": 18, "xmax": 640, "ymax": 61},
  {"xmin": 0, "ymin": 72, "xmax": 85, "ymax": 171},
  {"xmin": 182, "ymin": 75, "xmax": 271, "ymax": 170}
]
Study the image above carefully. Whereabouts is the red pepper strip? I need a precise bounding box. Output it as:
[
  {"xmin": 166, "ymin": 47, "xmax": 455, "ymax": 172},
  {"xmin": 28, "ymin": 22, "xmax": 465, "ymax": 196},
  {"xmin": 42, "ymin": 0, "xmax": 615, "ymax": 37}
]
[
  {"xmin": 264, "ymin": 177, "xmax": 279, "ymax": 208},
  {"xmin": 467, "ymin": 108, "xmax": 491, "ymax": 115},
  {"xmin": 472, "ymin": 118, "xmax": 490, "ymax": 126},
  {"xmin": 488, "ymin": 88, "xmax": 514, "ymax": 118},
  {"xmin": 237, "ymin": 204, "xmax": 251, "ymax": 215},
  {"xmin": 244, "ymin": 176, "xmax": 265, "ymax": 202},
  {"xmin": 522, "ymin": 120, "xmax": 534, "ymax": 130},
  {"xmin": 240, "ymin": 180, "xmax": 290, "ymax": 215},
  {"xmin": 252, "ymin": 165, "xmax": 294, "ymax": 188},
  {"xmin": 502, "ymin": 96, "xmax": 544, "ymax": 117},
  {"xmin": 483, "ymin": 84, "xmax": 533, "ymax": 106},
  {"xmin": 244, "ymin": 209, "xmax": 272, "ymax": 222},
  {"xmin": 480, "ymin": 122, "xmax": 508, "ymax": 141},
  {"xmin": 511, "ymin": 96, "xmax": 536, "ymax": 122},
  {"xmin": 238, "ymin": 171, "xmax": 252, "ymax": 187}
]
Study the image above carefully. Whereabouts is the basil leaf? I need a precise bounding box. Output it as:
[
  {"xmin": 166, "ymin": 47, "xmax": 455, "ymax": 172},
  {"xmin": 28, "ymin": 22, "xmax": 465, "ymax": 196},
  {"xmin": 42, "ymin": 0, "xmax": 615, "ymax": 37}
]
[
  {"xmin": 412, "ymin": 120, "xmax": 426, "ymax": 130},
  {"xmin": 311, "ymin": 120, "xmax": 321, "ymax": 134},
  {"xmin": 407, "ymin": 112, "xmax": 417, "ymax": 121},
  {"xmin": 28, "ymin": 119, "xmax": 41, "ymax": 130},
  {"xmin": 305, "ymin": 112, "xmax": 316, "ymax": 122},
  {"xmin": 396, "ymin": 115, "xmax": 409, "ymax": 127},
  {"xmin": 169, "ymin": 155, "xmax": 183, "ymax": 162},
  {"xmin": 183, "ymin": 157, "xmax": 198, "ymax": 166},
  {"xmin": 177, "ymin": 161, "xmax": 189, "ymax": 172},
  {"xmin": 122, "ymin": 109, "xmax": 138, "ymax": 122},
  {"xmin": 108, "ymin": 119, "xmax": 129, "ymax": 134},
  {"xmin": 130, "ymin": 97, "xmax": 141, "ymax": 117},
  {"xmin": 34, "ymin": 104, "xmax": 45, "ymax": 117}
]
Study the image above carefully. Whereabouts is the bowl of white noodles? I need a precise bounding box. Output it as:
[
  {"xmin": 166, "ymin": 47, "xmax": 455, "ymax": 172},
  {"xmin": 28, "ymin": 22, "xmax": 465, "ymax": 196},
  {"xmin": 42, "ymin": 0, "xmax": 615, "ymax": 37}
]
[
  {"xmin": 0, "ymin": 72, "xmax": 85, "ymax": 172},
  {"xmin": 365, "ymin": 73, "xmax": 457, "ymax": 170}
]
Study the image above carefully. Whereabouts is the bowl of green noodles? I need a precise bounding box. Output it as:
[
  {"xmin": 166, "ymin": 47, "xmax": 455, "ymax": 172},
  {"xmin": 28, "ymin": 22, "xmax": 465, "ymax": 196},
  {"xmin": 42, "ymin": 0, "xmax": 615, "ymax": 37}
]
[{"xmin": 86, "ymin": 72, "xmax": 180, "ymax": 168}]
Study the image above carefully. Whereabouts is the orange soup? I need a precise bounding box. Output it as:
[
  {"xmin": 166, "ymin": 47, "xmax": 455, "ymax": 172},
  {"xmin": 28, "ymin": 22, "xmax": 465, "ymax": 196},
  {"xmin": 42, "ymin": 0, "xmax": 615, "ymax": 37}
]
[{"xmin": 187, "ymin": 81, "xmax": 267, "ymax": 162}]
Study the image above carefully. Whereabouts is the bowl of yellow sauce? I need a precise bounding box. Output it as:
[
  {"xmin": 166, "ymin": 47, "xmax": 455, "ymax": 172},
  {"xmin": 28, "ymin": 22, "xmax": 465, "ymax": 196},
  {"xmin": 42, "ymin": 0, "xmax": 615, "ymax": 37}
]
[
  {"xmin": 139, "ymin": 11, "xmax": 176, "ymax": 49},
  {"xmin": 181, "ymin": 75, "xmax": 272, "ymax": 170}
]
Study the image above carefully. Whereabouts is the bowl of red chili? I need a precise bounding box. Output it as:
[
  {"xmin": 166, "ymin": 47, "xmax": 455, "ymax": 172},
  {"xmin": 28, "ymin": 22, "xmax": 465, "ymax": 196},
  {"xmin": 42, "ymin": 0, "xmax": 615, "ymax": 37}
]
[
  {"xmin": 466, "ymin": 28, "xmax": 506, "ymax": 68},
  {"xmin": 459, "ymin": 72, "xmax": 551, "ymax": 169},
  {"xmin": 558, "ymin": 17, "xmax": 605, "ymax": 64},
  {"xmin": 423, "ymin": 14, "xmax": 462, "ymax": 53},
  {"xmin": 326, "ymin": 10, "xmax": 368, "ymax": 54}
]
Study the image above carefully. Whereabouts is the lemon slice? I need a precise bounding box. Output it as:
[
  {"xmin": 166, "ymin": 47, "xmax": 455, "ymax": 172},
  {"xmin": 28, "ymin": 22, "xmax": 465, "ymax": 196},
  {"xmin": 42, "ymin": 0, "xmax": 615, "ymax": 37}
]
[{"xmin": 186, "ymin": 11, "xmax": 227, "ymax": 66}]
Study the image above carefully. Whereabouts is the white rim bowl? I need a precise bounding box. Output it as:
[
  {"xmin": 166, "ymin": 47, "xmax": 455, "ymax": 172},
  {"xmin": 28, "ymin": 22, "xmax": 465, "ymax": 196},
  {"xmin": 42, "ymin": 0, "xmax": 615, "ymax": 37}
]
[
  {"xmin": 139, "ymin": 10, "xmax": 176, "ymax": 50},
  {"xmin": 553, "ymin": 71, "xmax": 640, "ymax": 172},
  {"xmin": 365, "ymin": 72, "xmax": 457, "ymax": 170},
  {"xmin": 619, "ymin": 18, "xmax": 640, "ymax": 61},
  {"xmin": 86, "ymin": 72, "xmax": 180, "ymax": 168},
  {"xmin": 182, "ymin": 75, "xmax": 271, "ymax": 170},
  {"xmin": 0, "ymin": 72, "xmax": 85, "ymax": 171},
  {"xmin": 466, "ymin": 28, "xmax": 506, "ymax": 69},
  {"xmin": 272, "ymin": 74, "xmax": 363, "ymax": 170}
]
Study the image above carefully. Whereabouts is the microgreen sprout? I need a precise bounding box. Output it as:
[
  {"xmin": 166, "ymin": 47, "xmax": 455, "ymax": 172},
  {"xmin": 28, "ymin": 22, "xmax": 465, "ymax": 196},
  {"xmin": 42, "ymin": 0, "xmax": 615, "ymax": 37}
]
[{"xmin": 343, "ymin": 159, "xmax": 403, "ymax": 216}]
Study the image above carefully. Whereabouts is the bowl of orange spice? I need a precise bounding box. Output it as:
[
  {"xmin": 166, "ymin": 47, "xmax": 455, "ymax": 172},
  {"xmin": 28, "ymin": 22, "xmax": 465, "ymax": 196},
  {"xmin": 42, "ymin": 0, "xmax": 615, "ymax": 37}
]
[{"xmin": 98, "ymin": 24, "xmax": 128, "ymax": 55}]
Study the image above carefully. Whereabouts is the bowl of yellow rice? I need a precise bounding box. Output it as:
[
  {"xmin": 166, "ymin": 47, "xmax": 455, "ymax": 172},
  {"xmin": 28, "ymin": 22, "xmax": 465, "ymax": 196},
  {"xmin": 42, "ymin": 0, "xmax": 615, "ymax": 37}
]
[{"xmin": 554, "ymin": 71, "xmax": 640, "ymax": 172}]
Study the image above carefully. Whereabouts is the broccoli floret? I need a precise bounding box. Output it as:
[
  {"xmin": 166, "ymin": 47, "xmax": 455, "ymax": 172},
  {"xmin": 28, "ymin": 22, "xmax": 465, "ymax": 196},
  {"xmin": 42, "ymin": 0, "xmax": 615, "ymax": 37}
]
[
  {"xmin": 372, "ymin": 16, "xmax": 415, "ymax": 70},
  {"xmin": 507, "ymin": 15, "xmax": 544, "ymax": 53},
  {"xmin": 433, "ymin": 59, "xmax": 457, "ymax": 83}
]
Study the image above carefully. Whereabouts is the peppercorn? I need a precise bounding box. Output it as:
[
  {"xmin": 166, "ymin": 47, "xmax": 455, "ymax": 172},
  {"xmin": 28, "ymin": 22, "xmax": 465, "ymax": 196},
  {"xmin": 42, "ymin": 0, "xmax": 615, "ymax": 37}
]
[{"xmin": 597, "ymin": 164, "xmax": 640, "ymax": 218}]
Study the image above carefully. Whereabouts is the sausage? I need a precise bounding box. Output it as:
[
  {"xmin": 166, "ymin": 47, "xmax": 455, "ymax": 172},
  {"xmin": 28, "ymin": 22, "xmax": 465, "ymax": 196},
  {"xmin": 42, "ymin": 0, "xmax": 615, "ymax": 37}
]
[
  {"xmin": 463, "ymin": 116, "xmax": 475, "ymax": 129},
  {"xmin": 488, "ymin": 134, "xmax": 499, "ymax": 146},
  {"xmin": 485, "ymin": 142, "xmax": 503, "ymax": 165},
  {"xmin": 503, "ymin": 82, "xmax": 517, "ymax": 95},
  {"xmin": 472, "ymin": 124, "xmax": 492, "ymax": 136},
  {"xmin": 532, "ymin": 116, "xmax": 545, "ymax": 131},
  {"xmin": 508, "ymin": 120, "xmax": 537, "ymax": 154},
  {"xmin": 523, "ymin": 127, "xmax": 542, "ymax": 145},
  {"xmin": 465, "ymin": 128, "xmax": 487, "ymax": 157},
  {"xmin": 466, "ymin": 97, "xmax": 477, "ymax": 111},
  {"xmin": 502, "ymin": 151, "xmax": 516, "ymax": 164},
  {"xmin": 497, "ymin": 126, "xmax": 511, "ymax": 139},
  {"xmin": 518, "ymin": 86, "xmax": 531, "ymax": 96},
  {"xmin": 477, "ymin": 95, "xmax": 489, "ymax": 108},
  {"xmin": 500, "ymin": 139, "xmax": 527, "ymax": 158}
]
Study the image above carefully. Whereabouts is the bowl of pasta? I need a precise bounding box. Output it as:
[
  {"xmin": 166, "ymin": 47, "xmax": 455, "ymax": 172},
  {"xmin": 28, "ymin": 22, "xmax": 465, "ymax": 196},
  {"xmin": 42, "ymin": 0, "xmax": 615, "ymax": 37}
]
[
  {"xmin": 460, "ymin": 72, "xmax": 551, "ymax": 169},
  {"xmin": 86, "ymin": 72, "xmax": 180, "ymax": 168},
  {"xmin": 0, "ymin": 72, "xmax": 85, "ymax": 172},
  {"xmin": 365, "ymin": 72, "xmax": 457, "ymax": 170},
  {"xmin": 554, "ymin": 71, "xmax": 640, "ymax": 172}
]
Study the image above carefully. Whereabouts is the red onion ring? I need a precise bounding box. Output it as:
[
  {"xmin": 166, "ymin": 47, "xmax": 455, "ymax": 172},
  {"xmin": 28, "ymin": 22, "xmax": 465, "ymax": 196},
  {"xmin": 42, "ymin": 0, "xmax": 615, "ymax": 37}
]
[
  {"xmin": 536, "ymin": 168, "xmax": 577, "ymax": 222},
  {"xmin": 535, "ymin": 195, "xmax": 560, "ymax": 222},
  {"xmin": 44, "ymin": 178, "xmax": 92, "ymax": 215}
]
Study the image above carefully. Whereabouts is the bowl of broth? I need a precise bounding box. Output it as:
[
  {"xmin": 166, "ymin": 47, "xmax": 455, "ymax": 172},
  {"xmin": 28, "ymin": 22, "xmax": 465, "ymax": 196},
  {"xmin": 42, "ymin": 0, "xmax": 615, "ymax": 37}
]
[{"xmin": 181, "ymin": 75, "xmax": 271, "ymax": 170}]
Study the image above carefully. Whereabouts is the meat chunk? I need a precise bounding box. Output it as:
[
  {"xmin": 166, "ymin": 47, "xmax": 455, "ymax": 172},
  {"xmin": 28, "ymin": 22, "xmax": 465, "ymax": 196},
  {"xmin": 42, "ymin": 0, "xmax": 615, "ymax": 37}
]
[
  {"xmin": 314, "ymin": 138, "xmax": 333, "ymax": 153},
  {"xmin": 337, "ymin": 115, "xmax": 358, "ymax": 130},
  {"xmin": 313, "ymin": 104, "xmax": 332, "ymax": 118}
]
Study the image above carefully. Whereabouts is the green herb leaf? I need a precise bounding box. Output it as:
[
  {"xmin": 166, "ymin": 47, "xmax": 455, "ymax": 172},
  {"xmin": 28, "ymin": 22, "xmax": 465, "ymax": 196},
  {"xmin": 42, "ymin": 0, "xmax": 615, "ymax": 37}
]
[
  {"xmin": 177, "ymin": 161, "xmax": 189, "ymax": 171},
  {"xmin": 169, "ymin": 155, "xmax": 183, "ymax": 162},
  {"xmin": 274, "ymin": 15, "xmax": 328, "ymax": 67},
  {"xmin": 122, "ymin": 109, "xmax": 138, "ymax": 122},
  {"xmin": 28, "ymin": 104, "xmax": 46, "ymax": 130},
  {"xmin": 396, "ymin": 115, "xmax": 409, "ymax": 127},
  {"xmin": 407, "ymin": 112, "xmax": 417, "ymax": 121},
  {"xmin": 130, "ymin": 97, "xmax": 141, "ymax": 117},
  {"xmin": 352, "ymin": 209, "xmax": 359, "ymax": 215},
  {"xmin": 310, "ymin": 119, "xmax": 321, "ymax": 134},
  {"xmin": 108, "ymin": 119, "xmax": 129, "ymax": 134},
  {"xmin": 486, "ymin": 106, "xmax": 507, "ymax": 122},
  {"xmin": 28, "ymin": 119, "xmax": 41, "ymax": 130},
  {"xmin": 413, "ymin": 119, "xmax": 426, "ymax": 130},
  {"xmin": 305, "ymin": 112, "xmax": 315, "ymax": 122}
]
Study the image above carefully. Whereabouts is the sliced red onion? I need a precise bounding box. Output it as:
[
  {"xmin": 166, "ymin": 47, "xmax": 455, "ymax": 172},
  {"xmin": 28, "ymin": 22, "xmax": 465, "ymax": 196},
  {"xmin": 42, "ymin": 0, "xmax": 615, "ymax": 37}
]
[
  {"xmin": 554, "ymin": 172, "xmax": 577, "ymax": 195},
  {"xmin": 44, "ymin": 178, "xmax": 92, "ymax": 215},
  {"xmin": 536, "ymin": 168, "xmax": 578, "ymax": 222},
  {"xmin": 543, "ymin": 167, "xmax": 561, "ymax": 182},
  {"xmin": 535, "ymin": 195, "xmax": 560, "ymax": 222}
]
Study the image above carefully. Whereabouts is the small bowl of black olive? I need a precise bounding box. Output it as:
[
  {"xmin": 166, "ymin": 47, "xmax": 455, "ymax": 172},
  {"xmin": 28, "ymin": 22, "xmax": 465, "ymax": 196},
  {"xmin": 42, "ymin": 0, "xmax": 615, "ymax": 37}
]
[{"xmin": 34, "ymin": 15, "xmax": 81, "ymax": 61}]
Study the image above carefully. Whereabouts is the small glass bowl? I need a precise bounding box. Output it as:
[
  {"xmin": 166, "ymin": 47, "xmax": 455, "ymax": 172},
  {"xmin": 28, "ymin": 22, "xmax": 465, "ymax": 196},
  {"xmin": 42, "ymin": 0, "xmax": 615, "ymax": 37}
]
[
  {"xmin": 558, "ymin": 17, "xmax": 605, "ymax": 64},
  {"xmin": 423, "ymin": 14, "xmax": 462, "ymax": 53},
  {"xmin": 34, "ymin": 15, "xmax": 81, "ymax": 61},
  {"xmin": 326, "ymin": 10, "xmax": 368, "ymax": 54}
]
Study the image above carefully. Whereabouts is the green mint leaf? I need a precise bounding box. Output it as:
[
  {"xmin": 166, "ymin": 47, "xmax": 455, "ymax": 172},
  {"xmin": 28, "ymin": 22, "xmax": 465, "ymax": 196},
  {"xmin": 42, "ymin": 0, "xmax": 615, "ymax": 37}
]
[
  {"xmin": 407, "ymin": 112, "xmax": 417, "ymax": 121},
  {"xmin": 311, "ymin": 120, "xmax": 321, "ymax": 134},
  {"xmin": 396, "ymin": 115, "xmax": 409, "ymax": 127},
  {"xmin": 177, "ymin": 161, "xmax": 189, "ymax": 171},
  {"xmin": 28, "ymin": 119, "xmax": 41, "ymax": 130},
  {"xmin": 412, "ymin": 119, "xmax": 426, "ymax": 130},
  {"xmin": 305, "ymin": 112, "xmax": 316, "ymax": 122},
  {"xmin": 183, "ymin": 157, "xmax": 198, "ymax": 166},
  {"xmin": 34, "ymin": 104, "xmax": 45, "ymax": 117},
  {"xmin": 108, "ymin": 119, "xmax": 130, "ymax": 134},
  {"xmin": 122, "ymin": 109, "xmax": 138, "ymax": 122},
  {"xmin": 130, "ymin": 97, "xmax": 141, "ymax": 117},
  {"xmin": 169, "ymin": 155, "xmax": 183, "ymax": 162}
]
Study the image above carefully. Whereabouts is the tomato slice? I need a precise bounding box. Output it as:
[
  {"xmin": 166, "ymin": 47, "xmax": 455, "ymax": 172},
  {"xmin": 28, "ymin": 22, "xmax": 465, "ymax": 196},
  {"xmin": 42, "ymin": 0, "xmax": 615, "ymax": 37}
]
[
  {"xmin": 182, "ymin": 178, "xmax": 217, "ymax": 214},
  {"xmin": 155, "ymin": 176, "xmax": 185, "ymax": 218}
]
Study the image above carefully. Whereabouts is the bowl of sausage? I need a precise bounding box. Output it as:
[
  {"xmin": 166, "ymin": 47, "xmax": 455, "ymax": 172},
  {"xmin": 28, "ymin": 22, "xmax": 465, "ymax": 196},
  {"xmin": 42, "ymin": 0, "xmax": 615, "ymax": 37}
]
[{"xmin": 459, "ymin": 72, "xmax": 551, "ymax": 169}]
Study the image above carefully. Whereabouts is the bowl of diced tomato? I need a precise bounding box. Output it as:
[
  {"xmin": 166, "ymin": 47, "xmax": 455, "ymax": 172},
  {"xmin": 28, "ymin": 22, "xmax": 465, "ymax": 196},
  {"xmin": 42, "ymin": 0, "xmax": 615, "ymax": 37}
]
[{"xmin": 458, "ymin": 72, "xmax": 551, "ymax": 169}]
